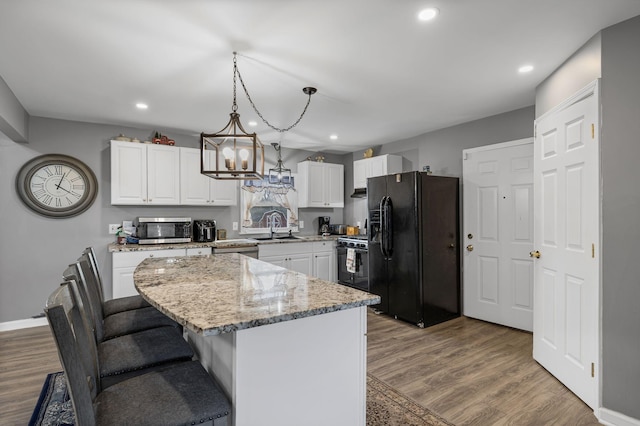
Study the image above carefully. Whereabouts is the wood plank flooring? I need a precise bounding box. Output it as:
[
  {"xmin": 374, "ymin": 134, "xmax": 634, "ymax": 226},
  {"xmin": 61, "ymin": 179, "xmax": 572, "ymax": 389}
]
[
  {"xmin": 367, "ymin": 310, "xmax": 600, "ymax": 425},
  {"xmin": 0, "ymin": 311, "xmax": 600, "ymax": 425},
  {"xmin": 0, "ymin": 326, "xmax": 61, "ymax": 425}
]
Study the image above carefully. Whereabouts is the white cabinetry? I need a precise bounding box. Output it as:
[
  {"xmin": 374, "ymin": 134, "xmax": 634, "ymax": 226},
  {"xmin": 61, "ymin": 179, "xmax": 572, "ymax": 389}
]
[
  {"xmin": 112, "ymin": 248, "xmax": 185, "ymax": 299},
  {"xmin": 297, "ymin": 162, "xmax": 344, "ymax": 208},
  {"xmin": 353, "ymin": 154, "xmax": 403, "ymax": 189},
  {"xmin": 179, "ymin": 147, "xmax": 237, "ymax": 206},
  {"xmin": 110, "ymin": 140, "xmax": 180, "ymax": 205},
  {"xmin": 259, "ymin": 240, "xmax": 336, "ymax": 281},
  {"xmin": 312, "ymin": 240, "xmax": 336, "ymax": 282},
  {"xmin": 259, "ymin": 242, "xmax": 313, "ymax": 276}
]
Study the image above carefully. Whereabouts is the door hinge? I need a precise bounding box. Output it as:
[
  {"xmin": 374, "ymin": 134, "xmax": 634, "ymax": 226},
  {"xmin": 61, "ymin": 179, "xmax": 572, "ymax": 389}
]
[
  {"xmin": 591, "ymin": 123, "xmax": 595, "ymax": 139},
  {"xmin": 591, "ymin": 362, "xmax": 595, "ymax": 378},
  {"xmin": 592, "ymin": 243, "xmax": 595, "ymax": 258}
]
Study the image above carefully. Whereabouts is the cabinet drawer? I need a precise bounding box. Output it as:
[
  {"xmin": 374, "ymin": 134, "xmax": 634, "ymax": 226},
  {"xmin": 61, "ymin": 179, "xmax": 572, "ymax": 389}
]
[
  {"xmin": 312, "ymin": 240, "xmax": 335, "ymax": 253},
  {"xmin": 186, "ymin": 247, "xmax": 212, "ymax": 256},
  {"xmin": 258, "ymin": 242, "xmax": 314, "ymax": 258},
  {"xmin": 113, "ymin": 248, "xmax": 185, "ymax": 268}
]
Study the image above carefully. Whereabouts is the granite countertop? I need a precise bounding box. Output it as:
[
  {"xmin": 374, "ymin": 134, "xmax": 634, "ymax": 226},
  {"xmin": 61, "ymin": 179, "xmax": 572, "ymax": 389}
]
[
  {"xmin": 133, "ymin": 253, "xmax": 379, "ymax": 336},
  {"xmin": 108, "ymin": 235, "xmax": 340, "ymax": 252}
]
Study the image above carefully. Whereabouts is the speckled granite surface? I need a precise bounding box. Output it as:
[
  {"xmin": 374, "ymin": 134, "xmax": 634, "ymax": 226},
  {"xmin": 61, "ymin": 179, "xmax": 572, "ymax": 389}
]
[
  {"xmin": 108, "ymin": 235, "xmax": 339, "ymax": 252},
  {"xmin": 133, "ymin": 253, "xmax": 379, "ymax": 336}
]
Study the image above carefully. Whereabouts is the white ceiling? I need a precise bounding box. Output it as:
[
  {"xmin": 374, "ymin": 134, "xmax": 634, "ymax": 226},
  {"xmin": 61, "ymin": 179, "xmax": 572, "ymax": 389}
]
[{"xmin": 2, "ymin": 1, "xmax": 640, "ymax": 154}]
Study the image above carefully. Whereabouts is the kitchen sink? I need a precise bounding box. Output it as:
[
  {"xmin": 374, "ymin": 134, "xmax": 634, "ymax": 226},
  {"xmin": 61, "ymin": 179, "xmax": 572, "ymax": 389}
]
[{"xmin": 251, "ymin": 235, "xmax": 304, "ymax": 241}]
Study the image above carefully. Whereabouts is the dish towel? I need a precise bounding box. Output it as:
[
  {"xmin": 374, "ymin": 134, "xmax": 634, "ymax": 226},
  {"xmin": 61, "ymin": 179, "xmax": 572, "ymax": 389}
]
[{"xmin": 346, "ymin": 248, "xmax": 356, "ymax": 273}]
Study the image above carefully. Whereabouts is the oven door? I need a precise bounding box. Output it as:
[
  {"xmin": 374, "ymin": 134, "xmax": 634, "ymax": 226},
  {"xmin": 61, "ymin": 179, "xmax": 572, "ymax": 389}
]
[{"xmin": 336, "ymin": 246, "xmax": 369, "ymax": 292}]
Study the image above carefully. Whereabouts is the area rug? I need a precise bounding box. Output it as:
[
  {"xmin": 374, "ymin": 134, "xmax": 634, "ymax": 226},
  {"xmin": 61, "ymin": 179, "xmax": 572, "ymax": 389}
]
[
  {"xmin": 31, "ymin": 371, "xmax": 453, "ymax": 426},
  {"xmin": 366, "ymin": 374, "xmax": 454, "ymax": 426}
]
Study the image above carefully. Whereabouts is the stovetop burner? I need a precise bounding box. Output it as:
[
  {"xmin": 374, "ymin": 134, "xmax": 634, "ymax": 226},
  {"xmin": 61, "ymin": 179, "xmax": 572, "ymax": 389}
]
[{"xmin": 337, "ymin": 235, "xmax": 368, "ymax": 249}]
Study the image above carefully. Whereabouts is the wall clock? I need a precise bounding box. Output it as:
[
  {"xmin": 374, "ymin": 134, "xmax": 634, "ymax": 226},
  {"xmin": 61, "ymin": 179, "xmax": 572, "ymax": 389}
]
[{"xmin": 16, "ymin": 154, "xmax": 98, "ymax": 218}]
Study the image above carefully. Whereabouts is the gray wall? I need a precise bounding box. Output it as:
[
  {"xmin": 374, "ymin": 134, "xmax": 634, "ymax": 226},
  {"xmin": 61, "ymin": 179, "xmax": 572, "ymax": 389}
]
[
  {"xmin": 342, "ymin": 106, "xmax": 535, "ymax": 226},
  {"xmin": 600, "ymin": 15, "xmax": 640, "ymax": 420},
  {"xmin": 0, "ymin": 75, "xmax": 28, "ymax": 142},
  {"xmin": 0, "ymin": 116, "xmax": 343, "ymax": 322},
  {"xmin": 535, "ymin": 32, "xmax": 601, "ymax": 118}
]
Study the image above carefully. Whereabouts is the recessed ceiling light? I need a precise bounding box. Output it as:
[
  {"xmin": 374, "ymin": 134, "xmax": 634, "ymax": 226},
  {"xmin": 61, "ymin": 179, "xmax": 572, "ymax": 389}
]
[
  {"xmin": 135, "ymin": 103, "xmax": 148, "ymax": 110},
  {"xmin": 518, "ymin": 65, "xmax": 534, "ymax": 73},
  {"xmin": 330, "ymin": 134, "xmax": 338, "ymax": 140},
  {"xmin": 418, "ymin": 8, "xmax": 439, "ymax": 22},
  {"xmin": 248, "ymin": 121, "xmax": 257, "ymax": 127}
]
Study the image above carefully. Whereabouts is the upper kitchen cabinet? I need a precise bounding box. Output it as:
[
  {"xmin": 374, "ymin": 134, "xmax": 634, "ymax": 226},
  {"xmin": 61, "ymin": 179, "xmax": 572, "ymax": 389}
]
[
  {"xmin": 297, "ymin": 161, "xmax": 344, "ymax": 208},
  {"xmin": 110, "ymin": 140, "xmax": 180, "ymax": 205},
  {"xmin": 179, "ymin": 147, "xmax": 237, "ymax": 206},
  {"xmin": 353, "ymin": 154, "xmax": 403, "ymax": 189}
]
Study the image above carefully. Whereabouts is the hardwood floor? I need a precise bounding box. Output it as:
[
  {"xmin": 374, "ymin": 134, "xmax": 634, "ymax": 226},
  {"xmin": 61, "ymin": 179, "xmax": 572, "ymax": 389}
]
[
  {"xmin": 367, "ymin": 310, "xmax": 600, "ymax": 425},
  {"xmin": 0, "ymin": 326, "xmax": 61, "ymax": 425},
  {"xmin": 0, "ymin": 311, "xmax": 600, "ymax": 425}
]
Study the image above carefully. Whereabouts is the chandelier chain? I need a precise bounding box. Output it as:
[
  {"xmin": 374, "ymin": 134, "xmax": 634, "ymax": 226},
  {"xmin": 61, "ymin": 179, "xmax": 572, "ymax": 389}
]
[{"xmin": 234, "ymin": 55, "xmax": 314, "ymax": 133}]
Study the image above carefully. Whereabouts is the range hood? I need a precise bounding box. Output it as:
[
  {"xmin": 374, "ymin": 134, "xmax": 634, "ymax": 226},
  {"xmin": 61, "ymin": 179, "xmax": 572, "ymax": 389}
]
[{"xmin": 350, "ymin": 188, "xmax": 367, "ymax": 198}]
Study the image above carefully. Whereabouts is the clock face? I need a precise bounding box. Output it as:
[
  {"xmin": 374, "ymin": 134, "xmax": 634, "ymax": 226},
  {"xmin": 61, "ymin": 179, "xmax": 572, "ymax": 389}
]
[{"xmin": 16, "ymin": 154, "xmax": 98, "ymax": 218}]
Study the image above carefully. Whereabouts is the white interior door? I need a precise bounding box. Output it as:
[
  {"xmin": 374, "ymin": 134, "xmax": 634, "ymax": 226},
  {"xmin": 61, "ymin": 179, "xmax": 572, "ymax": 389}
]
[
  {"xmin": 463, "ymin": 139, "xmax": 534, "ymax": 331},
  {"xmin": 533, "ymin": 80, "xmax": 600, "ymax": 409}
]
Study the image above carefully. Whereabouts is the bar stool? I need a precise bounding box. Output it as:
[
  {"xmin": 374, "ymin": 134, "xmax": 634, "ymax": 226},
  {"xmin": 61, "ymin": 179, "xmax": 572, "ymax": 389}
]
[
  {"xmin": 80, "ymin": 247, "xmax": 151, "ymax": 316},
  {"xmin": 45, "ymin": 282, "xmax": 231, "ymax": 425},
  {"xmin": 63, "ymin": 260, "xmax": 179, "ymax": 340}
]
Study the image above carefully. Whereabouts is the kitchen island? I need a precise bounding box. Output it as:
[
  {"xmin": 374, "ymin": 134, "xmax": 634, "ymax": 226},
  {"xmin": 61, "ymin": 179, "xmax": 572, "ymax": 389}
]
[{"xmin": 134, "ymin": 253, "xmax": 380, "ymax": 426}]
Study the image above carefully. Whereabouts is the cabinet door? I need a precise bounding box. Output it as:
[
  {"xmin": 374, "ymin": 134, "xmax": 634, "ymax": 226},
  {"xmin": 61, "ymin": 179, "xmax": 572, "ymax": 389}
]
[
  {"xmin": 111, "ymin": 141, "xmax": 147, "ymax": 204},
  {"xmin": 209, "ymin": 179, "xmax": 238, "ymax": 206},
  {"xmin": 369, "ymin": 156, "xmax": 387, "ymax": 177},
  {"xmin": 112, "ymin": 249, "xmax": 185, "ymax": 299},
  {"xmin": 186, "ymin": 247, "xmax": 212, "ymax": 256},
  {"xmin": 325, "ymin": 163, "xmax": 344, "ymax": 207},
  {"xmin": 313, "ymin": 252, "xmax": 333, "ymax": 281},
  {"xmin": 147, "ymin": 145, "xmax": 180, "ymax": 205},
  {"xmin": 353, "ymin": 159, "xmax": 368, "ymax": 189},
  {"xmin": 288, "ymin": 253, "xmax": 313, "ymax": 275},
  {"xmin": 306, "ymin": 162, "xmax": 326, "ymax": 207},
  {"xmin": 180, "ymin": 147, "xmax": 210, "ymax": 205}
]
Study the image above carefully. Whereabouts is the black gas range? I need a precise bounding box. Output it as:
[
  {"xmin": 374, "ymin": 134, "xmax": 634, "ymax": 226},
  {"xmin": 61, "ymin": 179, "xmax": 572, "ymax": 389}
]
[{"xmin": 336, "ymin": 235, "xmax": 369, "ymax": 292}]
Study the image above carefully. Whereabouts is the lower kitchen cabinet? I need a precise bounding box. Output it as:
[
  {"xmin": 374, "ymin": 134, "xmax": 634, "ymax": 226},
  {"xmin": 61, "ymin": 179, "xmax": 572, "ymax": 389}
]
[
  {"xmin": 259, "ymin": 241, "xmax": 336, "ymax": 281},
  {"xmin": 312, "ymin": 241, "xmax": 336, "ymax": 282},
  {"xmin": 112, "ymin": 247, "xmax": 212, "ymax": 298}
]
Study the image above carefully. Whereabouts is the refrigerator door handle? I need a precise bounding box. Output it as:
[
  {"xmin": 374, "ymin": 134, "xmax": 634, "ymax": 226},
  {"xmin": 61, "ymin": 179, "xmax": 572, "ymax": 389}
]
[
  {"xmin": 384, "ymin": 196, "xmax": 393, "ymax": 258},
  {"xmin": 379, "ymin": 196, "xmax": 387, "ymax": 257}
]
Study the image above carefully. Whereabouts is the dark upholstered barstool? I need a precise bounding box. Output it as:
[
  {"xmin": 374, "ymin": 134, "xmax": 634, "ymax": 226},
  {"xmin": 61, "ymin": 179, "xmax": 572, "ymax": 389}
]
[
  {"xmin": 63, "ymin": 260, "xmax": 179, "ymax": 340},
  {"xmin": 63, "ymin": 278, "xmax": 194, "ymax": 387},
  {"xmin": 81, "ymin": 247, "xmax": 152, "ymax": 316},
  {"xmin": 45, "ymin": 282, "xmax": 231, "ymax": 425}
]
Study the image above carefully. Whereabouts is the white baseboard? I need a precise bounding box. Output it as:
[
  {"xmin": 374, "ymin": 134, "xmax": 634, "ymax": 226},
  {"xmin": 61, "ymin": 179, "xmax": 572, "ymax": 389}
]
[
  {"xmin": 599, "ymin": 407, "xmax": 640, "ymax": 426},
  {"xmin": 0, "ymin": 317, "xmax": 48, "ymax": 332}
]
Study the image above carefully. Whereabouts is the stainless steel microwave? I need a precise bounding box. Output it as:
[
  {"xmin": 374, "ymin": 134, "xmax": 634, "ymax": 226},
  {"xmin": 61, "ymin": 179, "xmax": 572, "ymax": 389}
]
[{"xmin": 135, "ymin": 217, "xmax": 191, "ymax": 245}]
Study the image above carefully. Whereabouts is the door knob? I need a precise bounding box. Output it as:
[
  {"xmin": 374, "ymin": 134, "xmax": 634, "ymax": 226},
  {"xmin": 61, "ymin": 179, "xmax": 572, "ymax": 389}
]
[
  {"xmin": 466, "ymin": 245, "xmax": 474, "ymax": 252},
  {"xmin": 529, "ymin": 250, "xmax": 541, "ymax": 259}
]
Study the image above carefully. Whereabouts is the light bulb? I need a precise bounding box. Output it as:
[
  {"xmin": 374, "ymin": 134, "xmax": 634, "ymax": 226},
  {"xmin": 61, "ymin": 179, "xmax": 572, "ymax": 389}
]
[
  {"xmin": 239, "ymin": 149, "xmax": 249, "ymax": 170},
  {"xmin": 222, "ymin": 147, "xmax": 235, "ymax": 170}
]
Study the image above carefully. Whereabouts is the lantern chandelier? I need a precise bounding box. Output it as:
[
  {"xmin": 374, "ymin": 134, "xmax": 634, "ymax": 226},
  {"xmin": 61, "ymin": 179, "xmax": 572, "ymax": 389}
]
[
  {"xmin": 200, "ymin": 52, "xmax": 317, "ymax": 181},
  {"xmin": 269, "ymin": 142, "xmax": 292, "ymax": 187}
]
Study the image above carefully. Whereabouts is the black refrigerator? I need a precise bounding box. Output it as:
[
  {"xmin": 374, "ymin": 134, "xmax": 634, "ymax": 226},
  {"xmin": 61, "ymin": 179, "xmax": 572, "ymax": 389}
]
[{"xmin": 368, "ymin": 171, "xmax": 460, "ymax": 328}]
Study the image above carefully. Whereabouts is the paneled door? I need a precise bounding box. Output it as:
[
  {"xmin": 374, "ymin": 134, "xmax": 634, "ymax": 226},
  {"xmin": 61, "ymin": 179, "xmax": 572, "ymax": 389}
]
[
  {"xmin": 532, "ymin": 80, "xmax": 600, "ymax": 409},
  {"xmin": 463, "ymin": 138, "xmax": 534, "ymax": 331}
]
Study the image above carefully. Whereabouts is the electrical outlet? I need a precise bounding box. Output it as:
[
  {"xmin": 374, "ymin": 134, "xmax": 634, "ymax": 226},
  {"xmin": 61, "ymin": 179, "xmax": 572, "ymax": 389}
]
[
  {"xmin": 108, "ymin": 224, "xmax": 120, "ymax": 234},
  {"xmin": 300, "ymin": 220, "xmax": 304, "ymax": 229},
  {"xmin": 356, "ymin": 221, "xmax": 361, "ymax": 228},
  {"xmin": 232, "ymin": 222, "xmax": 238, "ymax": 231}
]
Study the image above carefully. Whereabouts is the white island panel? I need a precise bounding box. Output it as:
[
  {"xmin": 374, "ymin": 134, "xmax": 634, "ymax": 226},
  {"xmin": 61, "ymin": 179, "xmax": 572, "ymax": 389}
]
[{"xmin": 188, "ymin": 306, "xmax": 366, "ymax": 426}]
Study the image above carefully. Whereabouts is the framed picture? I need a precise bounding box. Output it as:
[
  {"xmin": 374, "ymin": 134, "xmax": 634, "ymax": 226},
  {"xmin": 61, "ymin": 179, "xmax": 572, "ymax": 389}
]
[{"xmin": 240, "ymin": 176, "xmax": 299, "ymax": 235}]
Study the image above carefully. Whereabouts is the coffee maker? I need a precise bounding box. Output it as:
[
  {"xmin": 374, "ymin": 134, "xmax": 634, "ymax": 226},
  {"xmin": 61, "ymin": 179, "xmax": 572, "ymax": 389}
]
[{"xmin": 318, "ymin": 216, "xmax": 331, "ymax": 235}]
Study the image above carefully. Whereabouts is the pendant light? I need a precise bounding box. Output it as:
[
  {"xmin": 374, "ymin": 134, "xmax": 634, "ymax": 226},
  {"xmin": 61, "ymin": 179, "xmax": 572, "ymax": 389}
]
[
  {"xmin": 268, "ymin": 142, "xmax": 292, "ymax": 187},
  {"xmin": 201, "ymin": 52, "xmax": 316, "ymax": 181}
]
